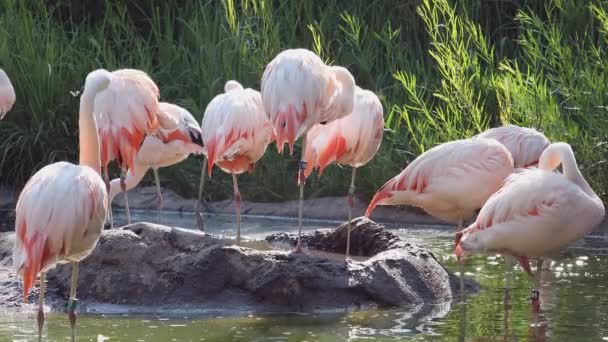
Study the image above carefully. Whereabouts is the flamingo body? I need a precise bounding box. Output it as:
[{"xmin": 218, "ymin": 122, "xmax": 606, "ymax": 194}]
[
  {"xmin": 261, "ymin": 49, "xmax": 356, "ymax": 154},
  {"xmin": 366, "ymin": 138, "xmax": 514, "ymax": 223},
  {"xmin": 202, "ymin": 80, "xmax": 273, "ymax": 175},
  {"xmin": 476, "ymin": 124, "xmax": 550, "ymax": 168},
  {"xmin": 456, "ymin": 143, "xmax": 605, "ymax": 258},
  {"xmin": 13, "ymin": 162, "xmax": 108, "ymax": 298},
  {"xmin": 0, "ymin": 68, "xmax": 16, "ymax": 119},
  {"xmin": 303, "ymin": 86, "xmax": 384, "ymax": 177},
  {"xmin": 93, "ymin": 69, "xmax": 161, "ymax": 172}
]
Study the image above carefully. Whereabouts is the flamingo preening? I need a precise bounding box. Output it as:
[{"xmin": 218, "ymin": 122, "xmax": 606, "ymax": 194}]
[
  {"xmin": 93, "ymin": 69, "xmax": 170, "ymax": 226},
  {"xmin": 365, "ymin": 138, "xmax": 515, "ymax": 300},
  {"xmin": 455, "ymin": 142, "xmax": 605, "ymax": 311},
  {"xmin": 13, "ymin": 69, "xmax": 111, "ymax": 341},
  {"xmin": 474, "ymin": 124, "xmax": 550, "ymax": 288},
  {"xmin": 303, "ymin": 86, "xmax": 384, "ymax": 257},
  {"xmin": 199, "ymin": 80, "xmax": 274, "ymax": 245},
  {"xmin": 107, "ymin": 102, "xmax": 204, "ymax": 226},
  {"xmin": 261, "ymin": 48, "xmax": 356, "ymax": 252},
  {"xmin": 0, "ymin": 68, "xmax": 16, "ymax": 119}
]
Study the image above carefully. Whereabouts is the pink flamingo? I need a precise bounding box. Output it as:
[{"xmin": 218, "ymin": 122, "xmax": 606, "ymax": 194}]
[
  {"xmin": 93, "ymin": 69, "xmax": 180, "ymax": 225},
  {"xmin": 475, "ymin": 124, "xmax": 550, "ymax": 287},
  {"xmin": 303, "ymin": 86, "xmax": 384, "ymax": 257},
  {"xmin": 200, "ymin": 80, "xmax": 274, "ymax": 245},
  {"xmin": 107, "ymin": 102, "xmax": 204, "ymax": 226},
  {"xmin": 476, "ymin": 124, "xmax": 550, "ymax": 168},
  {"xmin": 365, "ymin": 138, "xmax": 514, "ymax": 299},
  {"xmin": 0, "ymin": 68, "xmax": 16, "ymax": 119},
  {"xmin": 261, "ymin": 48, "xmax": 356, "ymax": 252},
  {"xmin": 455, "ymin": 142, "xmax": 605, "ymax": 311},
  {"xmin": 13, "ymin": 69, "xmax": 111, "ymax": 341}
]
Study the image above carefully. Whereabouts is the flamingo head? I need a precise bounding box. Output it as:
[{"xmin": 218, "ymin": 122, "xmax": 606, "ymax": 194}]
[
  {"xmin": 454, "ymin": 229, "xmax": 480, "ymax": 262},
  {"xmin": 0, "ymin": 69, "xmax": 15, "ymax": 120},
  {"xmin": 84, "ymin": 69, "xmax": 112, "ymax": 95}
]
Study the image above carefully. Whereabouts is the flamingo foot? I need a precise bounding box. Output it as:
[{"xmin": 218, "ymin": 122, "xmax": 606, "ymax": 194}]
[
  {"xmin": 293, "ymin": 242, "xmax": 303, "ymax": 253},
  {"xmin": 68, "ymin": 299, "xmax": 77, "ymax": 341}
]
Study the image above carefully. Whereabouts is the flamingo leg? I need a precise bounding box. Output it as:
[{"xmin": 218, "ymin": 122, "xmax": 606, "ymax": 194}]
[
  {"xmin": 295, "ymin": 136, "xmax": 307, "ymax": 253},
  {"xmin": 68, "ymin": 262, "xmax": 79, "ymax": 342},
  {"xmin": 103, "ymin": 166, "xmax": 114, "ymax": 228},
  {"xmin": 531, "ymin": 258, "xmax": 543, "ymax": 314},
  {"xmin": 504, "ymin": 254, "xmax": 514, "ymax": 291},
  {"xmin": 37, "ymin": 272, "xmax": 45, "ymax": 342},
  {"xmin": 233, "ymin": 174, "xmax": 242, "ymax": 246},
  {"xmin": 345, "ymin": 167, "xmax": 357, "ymax": 259},
  {"xmin": 120, "ymin": 170, "xmax": 131, "ymax": 225},
  {"xmin": 457, "ymin": 218, "xmax": 465, "ymax": 303},
  {"xmin": 195, "ymin": 157, "xmax": 207, "ymax": 231},
  {"xmin": 153, "ymin": 168, "xmax": 163, "ymax": 224}
]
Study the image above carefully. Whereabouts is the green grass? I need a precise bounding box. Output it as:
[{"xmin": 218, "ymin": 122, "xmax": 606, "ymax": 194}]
[{"xmin": 0, "ymin": 0, "xmax": 606, "ymax": 204}]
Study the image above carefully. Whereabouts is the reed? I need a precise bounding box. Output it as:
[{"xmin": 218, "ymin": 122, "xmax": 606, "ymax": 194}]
[{"xmin": 0, "ymin": 0, "xmax": 605, "ymax": 203}]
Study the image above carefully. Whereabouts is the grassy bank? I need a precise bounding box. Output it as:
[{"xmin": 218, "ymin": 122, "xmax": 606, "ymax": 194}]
[{"xmin": 0, "ymin": 0, "xmax": 606, "ymax": 204}]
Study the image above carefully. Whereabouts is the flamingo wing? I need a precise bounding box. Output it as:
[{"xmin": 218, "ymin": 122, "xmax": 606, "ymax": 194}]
[
  {"xmin": 0, "ymin": 68, "xmax": 16, "ymax": 119},
  {"xmin": 202, "ymin": 81, "xmax": 273, "ymax": 175},
  {"xmin": 476, "ymin": 124, "xmax": 550, "ymax": 168},
  {"xmin": 13, "ymin": 162, "xmax": 108, "ymax": 299},
  {"xmin": 94, "ymin": 69, "xmax": 160, "ymax": 172},
  {"xmin": 366, "ymin": 138, "xmax": 514, "ymax": 222},
  {"xmin": 457, "ymin": 168, "xmax": 592, "ymax": 258}
]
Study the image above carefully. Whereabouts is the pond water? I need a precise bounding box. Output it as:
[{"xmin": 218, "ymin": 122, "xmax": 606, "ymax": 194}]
[{"xmin": 2, "ymin": 209, "xmax": 608, "ymax": 341}]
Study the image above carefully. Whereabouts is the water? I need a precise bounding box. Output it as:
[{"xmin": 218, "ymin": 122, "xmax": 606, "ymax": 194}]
[{"xmin": 2, "ymin": 210, "xmax": 608, "ymax": 341}]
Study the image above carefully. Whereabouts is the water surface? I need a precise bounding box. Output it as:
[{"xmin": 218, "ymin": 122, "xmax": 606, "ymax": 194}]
[{"xmin": 2, "ymin": 210, "xmax": 608, "ymax": 341}]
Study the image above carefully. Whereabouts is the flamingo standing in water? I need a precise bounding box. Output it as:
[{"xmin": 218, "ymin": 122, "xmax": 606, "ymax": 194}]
[
  {"xmin": 365, "ymin": 138, "xmax": 514, "ymax": 300},
  {"xmin": 0, "ymin": 68, "xmax": 16, "ymax": 118},
  {"xmin": 261, "ymin": 48, "xmax": 356, "ymax": 252},
  {"xmin": 475, "ymin": 124, "xmax": 550, "ymax": 288},
  {"xmin": 455, "ymin": 142, "xmax": 605, "ymax": 311},
  {"xmin": 107, "ymin": 102, "xmax": 204, "ymax": 226},
  {"xmin": 13, "ymin": 69, "xmax": 111, "ymax": 341},
  {"xmin": 303, "ymin": 87, "xmax": 384, "ymax": 257},
  {"xmin": 94, "ymin": 69, "xmax": 181, "ymax": 226},
  {"xmin": 199, "ymin": 80, "xmax": 273, "ymax": 245}
]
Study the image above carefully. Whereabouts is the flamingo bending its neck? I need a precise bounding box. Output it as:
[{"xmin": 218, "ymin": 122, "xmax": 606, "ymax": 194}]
[
  {"xmin": 303, "ymin": 86, "xmax": 384, "ymax": 258},
  {"xmin": 455, "ymin": 142, "xmax": 605, "ymax": 310},
  {"xmin": 107, "ymin": 102, "xmax": 204, "ymax": 226},
  {"xmin": 200, "ymin": 80, "xmax": 273, "ymax": 245},
  {"xmin": 261, "ymin": 48, "xmax": 356, "ymax": 252},
  {"xmin": 365, "ymin": 138, "xmax": 514, "ymax": 300},
  {"xmin": 13, "ymin": 69, "xmax": 111, "ymax": 341}
]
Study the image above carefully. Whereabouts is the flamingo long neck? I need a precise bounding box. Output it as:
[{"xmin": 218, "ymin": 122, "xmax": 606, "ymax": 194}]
[
  {"xmin": 331, "ymin": 67, "xmax": 355, "ymax": 115},
  {"xmin": 558, "ymin": 146, "xmax": 598, "ymax": 202},
  {"xmin": 78, "ymin": 89, "xmax": 101, "ymax": 174}
]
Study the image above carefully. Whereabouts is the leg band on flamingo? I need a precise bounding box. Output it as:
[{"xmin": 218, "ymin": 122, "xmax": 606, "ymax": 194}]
[
  {"xmin": 298, "ymin": 160, "xmax": 307, "ymax": 186},
  {"xmin": 347, "ymin": 185, "xmax": 356, "ymax": 208}
]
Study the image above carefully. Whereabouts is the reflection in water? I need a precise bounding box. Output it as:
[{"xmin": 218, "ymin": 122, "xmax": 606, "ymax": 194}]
[{"xmin": 2, "ymin": 210, "xmax": 608, "ymax": 341}]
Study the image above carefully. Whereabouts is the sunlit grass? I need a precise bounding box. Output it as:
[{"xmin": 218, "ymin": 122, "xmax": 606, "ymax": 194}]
[{"xmin": 0, "ymin": 0, "xmax": 606, "ymax": 204}]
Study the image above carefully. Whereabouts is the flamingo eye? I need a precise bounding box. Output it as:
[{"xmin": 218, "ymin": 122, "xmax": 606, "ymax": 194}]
[{"xmin": 282, "ymin": 121, "xmax": 287, "ymax": 128}]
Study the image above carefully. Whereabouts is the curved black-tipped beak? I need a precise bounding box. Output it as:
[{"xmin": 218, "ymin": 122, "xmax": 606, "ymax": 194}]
[{"xmin": 189, "ymin": 129, "xmax": 204, "ymax": 147}]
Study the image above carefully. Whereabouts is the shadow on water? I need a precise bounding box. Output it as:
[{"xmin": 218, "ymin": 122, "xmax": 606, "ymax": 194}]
[{"xmin": 2, "ymin": 209, "xmax": 608, "ymax": 341}]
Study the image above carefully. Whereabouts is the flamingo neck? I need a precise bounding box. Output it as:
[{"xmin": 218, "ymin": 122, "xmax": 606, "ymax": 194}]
[
  {"xmin": 78, "ymin": 89, "xmax": 101, "ymax": 174},
  {"xmin": 555, "ymin": 145, "xmax": 598, "ymax": 202}
]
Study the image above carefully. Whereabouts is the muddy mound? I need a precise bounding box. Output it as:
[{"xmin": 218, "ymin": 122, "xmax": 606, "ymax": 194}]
[{"xmin": 0, "ymin": 220, "xmax": 475, "ymax": 313}]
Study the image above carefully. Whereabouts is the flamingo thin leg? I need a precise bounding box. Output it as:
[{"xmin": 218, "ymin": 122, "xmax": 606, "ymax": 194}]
[
  {"xmin": 295, "ymin": 136, "xmax": 307, "ymax": 253},
  {"xmin": 120, "ymin": 170, "xmax": 131, "ymax": 225},
  {"xmin": 233, "ymin": 174, "xmax": 242, "ymax": 246},
  {"xmin": 457, "ymin": 218, "xmax": 465, "ymax": 303},
  {"xmin": 37, "ymin": 272, "xmax": 45, "ymax": 342},
  {"xmin": 153, "ymin": 168, "xmax": 163, "ymax": 224},
  {"xmin": 345, "ymin": 167, "xmax": 357, "ymax": 259},
  {"xmin": 103, "ymin": 167, "xmax": 114, "ymax": 228},
  {"xmin": 532, "ymin": 258, "xmax": 543, "ymax": 314},
  {"xmin": 195, "ymin": 157, "xmax": 207, "ymax": 231},
  {"xmin": 68, "ymin": 262, "xmax": 79, "ymax": 342}
]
